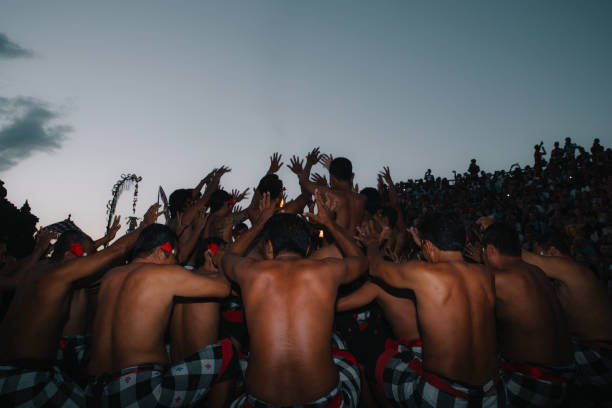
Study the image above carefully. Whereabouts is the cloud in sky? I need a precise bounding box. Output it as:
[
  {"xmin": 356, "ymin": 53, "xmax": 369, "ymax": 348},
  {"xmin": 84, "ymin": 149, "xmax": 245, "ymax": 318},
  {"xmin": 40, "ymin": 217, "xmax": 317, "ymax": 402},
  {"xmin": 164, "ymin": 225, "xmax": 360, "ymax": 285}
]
[
  {"xmin": 0, "ymin": 97, "xmax": 72, "ymax": 171},
  {"xmin": 0, "ymin": 33, "xmax": 33, "ymax": 59}
]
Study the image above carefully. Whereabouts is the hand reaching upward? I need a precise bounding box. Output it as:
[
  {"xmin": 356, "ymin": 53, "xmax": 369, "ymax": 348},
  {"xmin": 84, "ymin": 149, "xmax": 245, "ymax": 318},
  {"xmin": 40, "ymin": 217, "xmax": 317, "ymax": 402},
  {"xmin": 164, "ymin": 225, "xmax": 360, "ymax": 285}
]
[{"xmin": 267, "ymin": 152, "xmax": 283, "ymax": 174}]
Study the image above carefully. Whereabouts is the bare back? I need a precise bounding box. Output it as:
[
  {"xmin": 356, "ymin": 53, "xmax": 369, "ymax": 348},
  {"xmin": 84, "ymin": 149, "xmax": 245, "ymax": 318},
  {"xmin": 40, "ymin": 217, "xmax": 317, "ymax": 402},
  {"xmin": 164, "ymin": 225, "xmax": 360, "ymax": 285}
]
[
  {"xmin": 328, "ymin": 189, "xmax": 365, "ymax": 234},
  {"xmin": 410, "ymin": 261, "xmax": 498, "ymax": 385},
  {"xmin": 88, "ymin": 263, "xmax": 145, "ymax": 375},
  {"xmin": 494, "ymin": 261, "xmax": 572, "ymax": 365},
  {"xmin": 376, "ymin": 290, "xmax": 420, "ymax": 341},
  {"xmin": 534, "ymin": 256, "xmax": 612, "ymax": 341},
  {"xmin": 170, "ymin": 288, "xmax": 221, "ymax": 362},
  {"xmin": 0, "ymin": 261, "xmax": 73, "ymax": 362},
  {"xmin": 239, "ymin": 258, "xmax": 342, "ymax": 405}
]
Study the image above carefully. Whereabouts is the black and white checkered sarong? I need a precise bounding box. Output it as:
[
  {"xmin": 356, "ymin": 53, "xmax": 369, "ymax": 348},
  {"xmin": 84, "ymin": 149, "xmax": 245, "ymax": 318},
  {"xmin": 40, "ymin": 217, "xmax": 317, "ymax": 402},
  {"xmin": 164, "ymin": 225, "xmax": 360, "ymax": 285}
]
[
  {"xmin": 0, "ymin": 360, "xmax": 87, "ymax": 407},
  {"xmin": 500, "ymin": 358, "xmax": 574, "ymax": 407},
  {"xmin": 88, "ymin": 338, "xmax": 236, "ymax": 407},
  {"xmin": 376, "ymin": 348, "xmax": 506, "ymax": 407},
  {"xmin": 572, "ymin": 339, "xmax": 612, "ymax": 388}
]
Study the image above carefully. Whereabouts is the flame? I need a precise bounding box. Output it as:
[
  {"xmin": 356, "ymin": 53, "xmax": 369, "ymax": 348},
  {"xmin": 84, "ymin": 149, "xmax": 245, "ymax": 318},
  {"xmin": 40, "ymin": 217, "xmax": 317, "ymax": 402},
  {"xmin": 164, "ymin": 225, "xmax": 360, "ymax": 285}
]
[
  {"xmin": 280, "ymin": 198, "xmax": 285, "ymax": 208},
  {"xmin": 319, "ymin": 229, "xmax": 324, "ymax": 238}
]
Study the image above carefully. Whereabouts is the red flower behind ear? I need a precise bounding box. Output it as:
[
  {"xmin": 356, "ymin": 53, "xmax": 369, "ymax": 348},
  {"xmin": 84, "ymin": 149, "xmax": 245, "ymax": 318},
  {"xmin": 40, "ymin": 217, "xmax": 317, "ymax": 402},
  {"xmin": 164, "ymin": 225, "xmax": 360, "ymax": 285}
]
[
  {"xmin": 160, "ymin": 241, "xmax": 174, "ymax": 254},
  {"xmin": 70, "ymin": 242, "xmax": 84, "ymax": 257},
  {"xmin": 207, "ymin": 243, "xmax": 219, "ymax": 254},
  {"xmin": 227, "ymin": 198, "xmax": 235, "ymax": 205}
]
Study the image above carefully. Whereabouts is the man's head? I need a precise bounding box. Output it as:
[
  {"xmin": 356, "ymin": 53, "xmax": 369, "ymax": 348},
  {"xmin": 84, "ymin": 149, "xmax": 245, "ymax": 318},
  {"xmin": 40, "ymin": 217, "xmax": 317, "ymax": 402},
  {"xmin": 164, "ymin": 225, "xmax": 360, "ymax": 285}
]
[
  {"xmin": 257, "ymin": 174, "xmax": 283, "ymax": 199},
  {"xmin": 262, "ymin": 213, "xmax": 312, "ymax": 259},
  {"xmin": 209, "ymin": 189, "xmax": 233, "ymax": 215},
  {"xmin": 131, "ymin": 223, "xmax": 178, "ymax": 264},
  {"xmin": 168, "ymin": 189, "xmax": 194, "ymax": 219},
  {"xmin": 329, "ymin": 157, "xmax": 353, "ymax": 184},
  {"xmin": 482, "ymin": 223, "xmax": 520, "ymax": 267},
  {"xmin": 195, "ymin": 237, "xmax": 226, "ymax": 269},
  {"xmin": 419, "ymin": 212, "xmax": 465, "ymax": 261},
  {"xmin": 52, "ymin": 230, "xmax": 95, "ymax": 262},
  {"xmin": 359, "ymin": 187, "xmax": 381, "ymax": 216},
  {"xmin": 533, "ymin": 230, "xmax": 570, "ymax": 257}
]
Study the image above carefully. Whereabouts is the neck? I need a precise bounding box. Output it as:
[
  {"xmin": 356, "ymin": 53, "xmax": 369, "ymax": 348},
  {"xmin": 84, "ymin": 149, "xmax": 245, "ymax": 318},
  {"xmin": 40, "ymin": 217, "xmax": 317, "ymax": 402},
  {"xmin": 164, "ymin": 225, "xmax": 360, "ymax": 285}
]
[{"xmin": 275, "ymin": 252, "xmax": 302, "ymax": 260}]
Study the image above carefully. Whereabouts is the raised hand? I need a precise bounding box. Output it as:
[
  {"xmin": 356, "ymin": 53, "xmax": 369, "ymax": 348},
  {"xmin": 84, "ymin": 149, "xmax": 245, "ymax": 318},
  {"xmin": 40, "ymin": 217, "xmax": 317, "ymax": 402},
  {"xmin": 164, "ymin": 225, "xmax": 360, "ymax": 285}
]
[
  {"xmin": 231, "ymin": 188, "xmax": 250, "ymax": 204},
  {"xmin": 380, "ymin": 166, "xmax": 393, "ymax": 186},
  {"xmin": 267, "ymin": 152, "xmax": 283, "ymax": 174},
  {"xmin": 354, "ymin": 220, "xmax": 381, "ymax": 248},
  {"xmin": 35, "ymin": 228, "xmax": 58, "ymax": 255},
  {"xmin": 320, "ymin": 153, "xmax": 333, "ymax": 170},
  {"xmin": 257, "ymin": 192, "xmax": 279, "ymax": 224},
  {"xmin": 305, "ymin": 147, "xmax": 322, "ymax": 167},
  {"xmin": 311, "ymin": 172, "xmax": 328, "ymax": 187},
  {"xmin": 142, "ymin": 203, "xmax": 164, "ymax": 227},
  {"xmin": 214, "ymin": 166, "xmax": 232, "ymax": 180},
  {"xmin": 303, "ymin": 189, "xmax": 336, "ymax": 226},
  {"xmin": 201, "ymin": 168, "xmax": 217, "ymax": 185},
  {"xmin": 232, "ymin": 205, "xmax": 243, "ymax": 214},
  {"xmin": 288, "ymin": 155, "xmax": 305, "ymax": 175}
]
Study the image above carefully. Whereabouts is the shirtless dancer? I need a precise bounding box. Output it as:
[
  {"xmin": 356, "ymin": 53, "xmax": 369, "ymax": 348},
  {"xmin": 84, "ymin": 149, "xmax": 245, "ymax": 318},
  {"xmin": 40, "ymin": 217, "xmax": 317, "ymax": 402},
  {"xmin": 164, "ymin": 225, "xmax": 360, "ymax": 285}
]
[
  {"xmin": 294, "ymin": 154, "xmax": 365, "ymax": 235},
  {"xmin": 0, "ymin": 204, "xmax": 161, "ymax": 406},
  {"xmin": 360, "ymin": 212, "xmax": 503, "ymax": 407},
  {"xmin": 482, "ymin": 223, "xmax": 573, "ymax": 407},
  {"xmin": 522, "ymin": 232, "xmax": 612, "ymax": 396},
  {"xmin": 87, "ymin": 223, "xmax": 234, "ymax": 407},
  {"xmin": 222, "ymin": 191, "xmax": 367, "ymax": 407}
]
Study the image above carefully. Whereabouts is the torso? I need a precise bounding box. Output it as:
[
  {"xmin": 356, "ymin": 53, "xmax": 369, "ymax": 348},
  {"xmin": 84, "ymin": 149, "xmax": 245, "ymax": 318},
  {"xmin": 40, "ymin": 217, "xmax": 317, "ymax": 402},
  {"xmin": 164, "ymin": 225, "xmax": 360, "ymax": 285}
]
[
  {"xmin": 494, "ymin": 261, "xmax": 572, "ymax": 365},
  {"xmin": 240, "ymin": 258, "xmax": 341, "ymax": 405},
  {"xmin": 0, "ymin": 261, "xmax": 73, "ymax": 362},
  {"xmin": 411, "ymin": 261, "xmax": 498, "ymax": 385}
]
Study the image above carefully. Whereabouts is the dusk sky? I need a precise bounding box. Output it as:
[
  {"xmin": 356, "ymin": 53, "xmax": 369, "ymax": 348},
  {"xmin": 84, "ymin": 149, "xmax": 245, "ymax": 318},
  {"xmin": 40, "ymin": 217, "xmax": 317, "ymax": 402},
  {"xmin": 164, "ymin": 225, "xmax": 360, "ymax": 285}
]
[{"xmin": 1, "ymin": 1, "xmax": 611, "ymax": 239}]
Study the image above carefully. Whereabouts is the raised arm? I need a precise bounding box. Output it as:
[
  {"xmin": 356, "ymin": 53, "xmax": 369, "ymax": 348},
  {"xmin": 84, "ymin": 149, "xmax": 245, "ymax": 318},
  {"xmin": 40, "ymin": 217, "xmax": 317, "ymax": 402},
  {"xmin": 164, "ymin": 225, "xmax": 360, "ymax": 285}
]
[
  {"xmin": 358, "ymin": 220, "xmax": 423, "ymax": 289},
  {"xmin": 164, "ymin": 265, "xmax": 230, "ymax": 299},
  {"xmin": 336, "ymin": 281, "xmax": 379, "ymax": 312},
  {"xmin": 304, "ymin": 189, "xmax": 367, "ymax": 283},
  {"xmin": 93, "ymin": 215, "xmax": 121, "ymax": 249},
  {"xmin": 222, "ymin": 192, "xmax": 278, "ymax": 282},
  {"xmin": 52, "ymin": 204, "xmax": 162, "ymax": 285}
]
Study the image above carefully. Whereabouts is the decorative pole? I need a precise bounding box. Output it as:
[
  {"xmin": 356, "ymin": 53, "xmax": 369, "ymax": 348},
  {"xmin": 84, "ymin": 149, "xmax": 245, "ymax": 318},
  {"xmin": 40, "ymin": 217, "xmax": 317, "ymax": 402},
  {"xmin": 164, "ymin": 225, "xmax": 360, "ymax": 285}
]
[{"xmin": 105, "ymin": 173, "xmax": 142, "ymax": 246}]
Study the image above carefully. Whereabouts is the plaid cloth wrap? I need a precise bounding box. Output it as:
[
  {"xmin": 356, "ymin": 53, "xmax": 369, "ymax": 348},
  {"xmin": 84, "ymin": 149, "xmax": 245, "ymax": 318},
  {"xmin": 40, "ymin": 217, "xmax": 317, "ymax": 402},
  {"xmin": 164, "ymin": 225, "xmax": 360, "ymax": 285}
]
[
  {"xmin": 385, "ymin": 338, "xmax": 423, "ymax": 359},
  {"xmin": 55, "ymin": 335, "xmax": 92, "ymax": 387},
  {"xmin": 572, "ymin": 339, "xmax": 612, "ymax": 387},
  {"xmin": 375, "ymin": 348, "xmax": 506, "ymax": 407},
  {"xmin": 88, "ymin": 338, "xmax": 236, "ymax": 407},
  {"xmin": 500, "ymin": 358, "xmax": 575, "ymax": 407},
  {"xmin": 230, "ymin": 348, "xmax": 361, "ymax": 408},
  {"xmin": 0, "ymin": 360, "xmax": 87, "ymax": 407}
]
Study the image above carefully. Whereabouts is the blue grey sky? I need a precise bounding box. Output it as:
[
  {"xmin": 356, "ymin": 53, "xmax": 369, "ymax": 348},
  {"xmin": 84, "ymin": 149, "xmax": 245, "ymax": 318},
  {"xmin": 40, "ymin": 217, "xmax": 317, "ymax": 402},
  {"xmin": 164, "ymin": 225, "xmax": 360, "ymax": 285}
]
[{"xmin": 1, "ymin": 1, "xmax": 611, "ymax": 238}]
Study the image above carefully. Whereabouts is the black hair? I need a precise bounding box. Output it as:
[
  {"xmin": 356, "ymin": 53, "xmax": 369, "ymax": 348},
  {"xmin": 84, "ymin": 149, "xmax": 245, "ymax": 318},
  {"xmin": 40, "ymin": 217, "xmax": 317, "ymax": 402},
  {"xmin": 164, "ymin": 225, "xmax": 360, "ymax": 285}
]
[
  {"xmin": 52, "ymin": 230, "xmax": 94, "ymax": 261},
  {"xmin": 131, "ymin": 223, "xmax": 178, "ymax": 260},
  {"xmin": 195, "ymin": 237, "xmax": 226, "ymax": 268},
  {"xmin": 359, "ymin": 187, "xmax": 381, "ymax": 215},
  {"xmin": 257, "ymin": 174, "xmax": 283, "ymax": 199},
  {"xmin": 419, "ymin": 212, "xmax": 465, "ymax": 252},
  {"xmin": 329, "ymin": 157, "xmax": 352, "ymax": 182},
  {"xmin": 168, "ymin": 189, "xmax": 193, "ymax": 218},
  {"xmin": 262, "ymin": 213, "xmax": 312, "ymax": 258},
  {"xmin": 381, "ymin": 206, "xmax": 398, "ymax": 228},
  {"xmin": 482, "ymin": 223, "xmax": 521, "ymax": 257},
  {"xmin": 209, "ymin": 189, "xmax": 232, "ymax": 213},
  {"xmin": 535, "ymin": 229, "xmax": 570, "ymax": 256}
]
